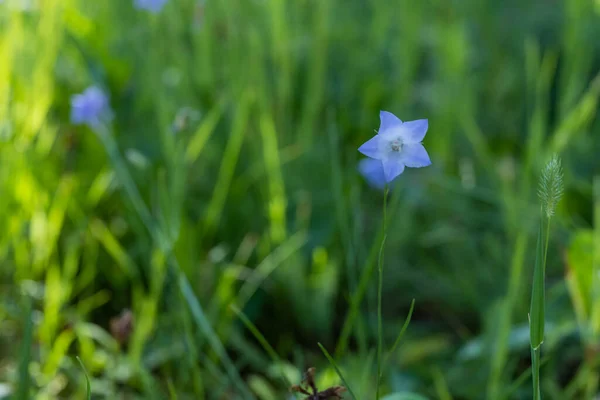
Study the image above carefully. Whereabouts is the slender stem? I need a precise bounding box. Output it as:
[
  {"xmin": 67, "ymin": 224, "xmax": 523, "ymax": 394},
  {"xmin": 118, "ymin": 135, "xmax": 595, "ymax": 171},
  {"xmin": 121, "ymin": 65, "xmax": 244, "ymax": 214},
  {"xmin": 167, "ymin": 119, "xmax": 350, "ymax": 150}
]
[
  {"xmin": 543, "ymin": 216, "xmax": 551, "ymax": 271},
  {"xmin": 318, "ymin": 343, "xmax": 359, "ymax": 400},
  {"xmin": 76, "ymin": 357, "xmax": 92, "ymax": 400},
  {"xmin": 376, "ymin": 185, "xmax": 389, "ymax": 400},
  {"xmin": 532, "ymin": 346, "xmax": 541, "ymax": 400},
  {"xmin": 335, "ymin": 192, "xmax": 400, "ymax": 358},
  {"xmin": 383, "ymin": 186, "xmax": 389, "ymax": 231},
  {"xmin": 531, "ymin": 213, "xmax": 551, "ymax": 400}
]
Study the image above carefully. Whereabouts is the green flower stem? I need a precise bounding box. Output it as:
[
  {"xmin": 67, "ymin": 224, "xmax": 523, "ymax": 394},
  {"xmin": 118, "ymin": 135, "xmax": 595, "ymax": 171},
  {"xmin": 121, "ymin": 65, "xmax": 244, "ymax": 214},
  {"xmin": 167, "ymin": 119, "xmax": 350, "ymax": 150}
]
[{"xmin": 376, "ymin": 185, "xmax": 389, "ymax": 400}]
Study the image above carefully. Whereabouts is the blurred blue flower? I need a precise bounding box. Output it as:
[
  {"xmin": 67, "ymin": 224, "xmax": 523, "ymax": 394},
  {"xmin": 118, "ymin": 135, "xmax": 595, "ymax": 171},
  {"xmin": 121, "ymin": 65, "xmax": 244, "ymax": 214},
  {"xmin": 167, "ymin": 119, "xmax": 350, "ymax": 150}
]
[
  {"xmin": 358, "ymin": 111, "xmax": 431, "ymax": 183},
  {"xmin": 134, "ymin": 0, "xmax": 168, "ymax": 12},
  {"xmin": 358, "ymin": 158, "xmax": 386, "ymax": 189},
  {"xmin": 70, "ymin": 86, "xmax": 110, "ymax": 128}
]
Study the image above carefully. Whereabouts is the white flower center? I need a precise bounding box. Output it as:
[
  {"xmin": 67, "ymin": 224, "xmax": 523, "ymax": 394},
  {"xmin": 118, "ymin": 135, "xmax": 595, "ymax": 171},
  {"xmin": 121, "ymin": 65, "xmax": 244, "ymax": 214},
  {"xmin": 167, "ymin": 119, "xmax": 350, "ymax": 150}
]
[{"xmin": 389, "ymin": 139, "xmax": 403, "ymax": 152}]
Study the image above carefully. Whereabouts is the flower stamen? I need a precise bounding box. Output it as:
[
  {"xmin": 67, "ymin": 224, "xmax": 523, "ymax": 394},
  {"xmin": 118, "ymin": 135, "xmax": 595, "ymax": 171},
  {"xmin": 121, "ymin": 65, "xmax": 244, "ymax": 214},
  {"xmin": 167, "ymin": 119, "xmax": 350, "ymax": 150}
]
[{"xmin": 390, "ymin": 139, "xmax": 403, "ymax": 152}]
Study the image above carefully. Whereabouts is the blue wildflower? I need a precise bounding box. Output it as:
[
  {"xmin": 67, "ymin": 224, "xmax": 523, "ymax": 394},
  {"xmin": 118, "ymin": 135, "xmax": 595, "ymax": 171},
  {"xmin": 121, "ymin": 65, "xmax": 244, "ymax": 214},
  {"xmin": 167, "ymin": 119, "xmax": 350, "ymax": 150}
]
[
  {"xmin": 70, "ymin": 86, "xmax": 111, "ymax": 128},
  {"xmin": 358, "ymin": 111, "xmax": 431, "ymax": 183},
  {"xmin": 134, "ymin": 0, "xmax": 168, "ymax": 12},
  {"xmin": 358, "ymin": 158, "xmax": 386, "ymax": 189}
]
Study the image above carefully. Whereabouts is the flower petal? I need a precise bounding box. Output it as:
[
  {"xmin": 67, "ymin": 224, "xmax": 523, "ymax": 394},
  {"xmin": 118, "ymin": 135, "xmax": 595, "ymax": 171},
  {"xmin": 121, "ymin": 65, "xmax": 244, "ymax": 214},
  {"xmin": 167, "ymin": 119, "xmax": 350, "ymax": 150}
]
[
  {"xmin": 358, "ymin": 159, "xmax": 386, "ymax": 189},
  {"xmin": 398, "ymin": 119, "xmax": 428, "ymax": 143},
  {"xmin": 402, "ymin": 143, "xmax": 432, "ymax": 168},
  {"xmin": 70, "ymin": 86, "xmax": 111, "ymax": 127},
  {"xmin": 379, "ymin": 111, "xmax": 402, "ymax": 134},
  {"xmin": 382, "ymin": 158, "xmax": 405, "ymax": 182},
  {"xmin": 358, "ymin": 135, "xmax": 383, "ymax": 159},
  {"xmin": 135, "ymin": 0, "xmax": 168, "ymax": 12}
]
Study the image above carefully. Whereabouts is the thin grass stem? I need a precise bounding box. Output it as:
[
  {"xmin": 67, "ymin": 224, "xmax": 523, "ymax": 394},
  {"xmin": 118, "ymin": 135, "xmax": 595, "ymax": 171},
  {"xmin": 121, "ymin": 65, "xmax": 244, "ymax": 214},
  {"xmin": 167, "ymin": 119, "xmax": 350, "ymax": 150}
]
[
  {"xmin": 376, "ymin": 185, "xmax": 389, "ymax": 400},
  {"xmin": 76, "ymin": 356, "xmax": 92, "ymax": 400},
  {"xmin": 317, "ymin": 343, "xmax": 358, "ymax": 400}
]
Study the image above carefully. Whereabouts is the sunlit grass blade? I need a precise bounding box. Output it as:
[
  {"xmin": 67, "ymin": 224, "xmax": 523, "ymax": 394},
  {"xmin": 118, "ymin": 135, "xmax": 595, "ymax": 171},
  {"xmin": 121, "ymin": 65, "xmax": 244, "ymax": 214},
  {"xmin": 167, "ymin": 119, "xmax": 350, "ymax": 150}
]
[
  {"xmin": 317, "ymin": 343, "xmax": 358, "ymax": 400},
  {"xmin": 76, "ymin": 356, "xmax": 92, "ymax": 400}
]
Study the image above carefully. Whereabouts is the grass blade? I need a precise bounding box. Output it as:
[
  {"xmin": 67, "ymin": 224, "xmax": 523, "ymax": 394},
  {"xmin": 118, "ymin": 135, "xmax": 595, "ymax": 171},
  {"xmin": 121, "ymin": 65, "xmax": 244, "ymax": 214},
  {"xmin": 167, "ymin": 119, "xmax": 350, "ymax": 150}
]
[
  {"xmin": 529, "ymin": 156, "xmax": 563, "ymax": 400},
  {"xmin": 178, "ymin": 271, "xmax": 254, "ymax": 399},
  {"xmin": 335, "ymin": 189, "xmax": 402, "ymax": 359},
  {"xmin": 231, "ymin": 305, "xmax": 292, "ymax": 387},
  {"xmin": 383, "ymin": 299, "xmax": 415, "ymax": 372},
  {"xmin": 76, "ymin": 356, "xmax": 92, "ymax": 400},
  {"xmin": 96, "ymin": 125, "xmax": 254, "ymax": 399},
  {"xmin": 16, "ymin": 298, "xmax": 33, "ymax": 400},
  {"xmin": 317, "ymin": 342, "xmax": 358, "ymax": 400},
  {"xmin": 529, "ymin": 218, "xmax": 545, "ymax": 400},
  {"xmin": 529, "ymin": 219, "xmax": 545, "ymax": 350}
]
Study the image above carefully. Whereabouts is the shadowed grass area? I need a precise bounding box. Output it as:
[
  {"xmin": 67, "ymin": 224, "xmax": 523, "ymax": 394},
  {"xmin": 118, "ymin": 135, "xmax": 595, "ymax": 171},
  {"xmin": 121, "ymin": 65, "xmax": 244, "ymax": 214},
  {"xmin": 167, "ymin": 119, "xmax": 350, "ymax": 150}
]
[{"xmin": 0, "ymin": 0, "xmax": 599, "ymax": 399}]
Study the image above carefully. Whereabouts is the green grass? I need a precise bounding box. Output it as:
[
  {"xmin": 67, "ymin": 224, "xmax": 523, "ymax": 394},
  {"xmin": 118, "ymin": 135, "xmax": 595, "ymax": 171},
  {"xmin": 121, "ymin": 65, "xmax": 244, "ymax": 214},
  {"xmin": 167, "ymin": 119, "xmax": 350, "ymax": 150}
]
[
  {"xmin": 76, "ymin": 357, "xmax": 92, "ymax": 400},
  {"xmin": 1, "ymin": 0, "xmax": 599, "ymax": 399}
]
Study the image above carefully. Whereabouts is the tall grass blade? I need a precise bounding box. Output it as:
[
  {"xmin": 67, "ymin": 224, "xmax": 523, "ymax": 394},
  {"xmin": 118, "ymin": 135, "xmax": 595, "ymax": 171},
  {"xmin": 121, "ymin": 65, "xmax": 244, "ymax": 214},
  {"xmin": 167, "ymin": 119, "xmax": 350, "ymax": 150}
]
[
  {"xmin": 178, "ymin": 271, "xmax": 254, "ymax": 399},
  {"xmin": 96, "ymin": 126, "xmax": 254, "ymax": 399},
  {"xmin": 76, "ymin": 356, "xmax": 92, "ymax": 400},
  {"xmin": 231, "ymin": 305, "xmax": 291, "ymax": 387},
  {"xmin": 529, "ymin": 220, "xmax": 545, "ymax": 350},
  {"xmin": 317, "ymin": 343, "xmax": 358, "ymax": 400},
  {"xmin": 529, "ymin": 155, "xmax": 563, "ymax": 400},
  {"xmin": 383, "ymin": 298, "xmax": 415, "ymax": 372},
  {"xmin": 16, "ymin": 298, "xmax": 33, "ymax": 400}
]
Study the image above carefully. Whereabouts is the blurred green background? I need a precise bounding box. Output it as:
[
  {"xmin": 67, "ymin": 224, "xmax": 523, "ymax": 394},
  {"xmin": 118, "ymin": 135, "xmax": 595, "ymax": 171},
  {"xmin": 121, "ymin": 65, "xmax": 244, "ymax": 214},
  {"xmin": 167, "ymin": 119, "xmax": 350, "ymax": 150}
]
[{"xmin": 1, "ymin": 0, "xmax": 599, "ymax": 399}]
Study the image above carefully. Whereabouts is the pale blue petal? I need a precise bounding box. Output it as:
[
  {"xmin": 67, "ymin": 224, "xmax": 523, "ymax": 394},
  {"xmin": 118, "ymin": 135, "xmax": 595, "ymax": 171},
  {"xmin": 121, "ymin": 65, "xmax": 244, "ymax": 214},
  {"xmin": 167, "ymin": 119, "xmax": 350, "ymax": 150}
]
[
  {"xmin": 70, "ymin": 86, "xmax": 110, "ymax": 127},
  {"xmin": 379, "ymin": 111, "xmax": 402, "ymax": 133},
  {"xmin": 382, "ymin": 158, "xmax": 405, "ymax": 182},
  {"xmin": 134, "ymin": 0, "xmax": 168, "ymax": 12},
  {"xmin": 402, "ymin": 143, "xmax": 432, "ymax": 168},
  {"xmin": 358, "ymin": 159, "xmax": 386, "ymax": 189},
  {"xmin": 358, "ymin": 135, "xmax": 383, "ymax": 159},
  {"xmin": 398, "ymin": 119, "xmax": 428, "ymax": 143}
]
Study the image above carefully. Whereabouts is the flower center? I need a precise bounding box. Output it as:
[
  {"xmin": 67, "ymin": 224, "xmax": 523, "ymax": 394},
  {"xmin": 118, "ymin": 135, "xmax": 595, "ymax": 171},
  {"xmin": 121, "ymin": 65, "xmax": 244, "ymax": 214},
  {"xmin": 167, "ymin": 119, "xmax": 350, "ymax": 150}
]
[{"xmin": 390, "ymin": 139, "xmax": 403, "ymax": 152}]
